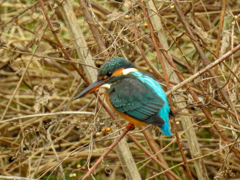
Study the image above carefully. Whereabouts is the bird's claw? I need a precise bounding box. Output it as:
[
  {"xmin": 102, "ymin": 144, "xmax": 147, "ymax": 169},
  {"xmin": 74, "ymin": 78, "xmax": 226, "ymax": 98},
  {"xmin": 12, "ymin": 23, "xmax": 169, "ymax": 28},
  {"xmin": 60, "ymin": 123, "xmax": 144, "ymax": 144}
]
[{"xmin": 126, "ymin": 123, "xmax": 135, "ymax": 131}]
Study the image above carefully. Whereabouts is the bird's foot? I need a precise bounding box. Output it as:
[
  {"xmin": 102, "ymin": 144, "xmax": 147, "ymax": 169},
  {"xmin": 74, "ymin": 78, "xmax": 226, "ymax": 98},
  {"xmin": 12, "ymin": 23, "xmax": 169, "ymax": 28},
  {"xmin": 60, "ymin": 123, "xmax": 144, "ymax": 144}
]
[{"xmin": 126, "ymin": 123, "xmax": 135, "ymax": 131}]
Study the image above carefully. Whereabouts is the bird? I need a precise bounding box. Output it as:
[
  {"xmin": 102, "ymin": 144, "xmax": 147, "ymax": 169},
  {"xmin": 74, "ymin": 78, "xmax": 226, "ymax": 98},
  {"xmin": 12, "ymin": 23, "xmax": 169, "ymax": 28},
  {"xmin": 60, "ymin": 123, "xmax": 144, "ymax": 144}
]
[{"xmin": 74, "ymin": 57, "xmax": 172, "ymax": 136}]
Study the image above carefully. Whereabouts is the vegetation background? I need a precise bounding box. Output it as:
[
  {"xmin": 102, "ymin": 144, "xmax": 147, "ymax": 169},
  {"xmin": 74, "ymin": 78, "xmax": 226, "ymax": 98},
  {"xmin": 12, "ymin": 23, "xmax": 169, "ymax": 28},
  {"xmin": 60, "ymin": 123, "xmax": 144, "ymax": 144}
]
[{"xmin": 0, "ymin": 0, "xmax": 240, "ymax": 179}]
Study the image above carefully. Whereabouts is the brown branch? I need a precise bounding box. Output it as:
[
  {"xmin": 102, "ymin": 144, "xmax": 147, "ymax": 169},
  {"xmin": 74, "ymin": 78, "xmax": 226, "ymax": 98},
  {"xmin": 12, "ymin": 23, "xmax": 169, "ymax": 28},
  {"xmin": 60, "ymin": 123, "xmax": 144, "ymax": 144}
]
[
  {"xmin": 0, "ymin": 175, "xmax": 36, "ymax": 180},
  {"xmin": 167, "ymin": 43, "xmax": 240, "ymax": 95},
  {"xmin": 97, "ymin": 96, "xmax": 178, "ymax": 179},
  {"xmin": 172, "ymin": 0, "xmax": 240, "ymax": 122},
  {"xmin": 1, "ymin": 2, "xmax": 39, "ymax": 28},
  {"xmin": 140, "ymin": 1, "xmax": 193, "ymax": 179},
  {"xmin": 38, "ymin": 0, "xmax": 85, "ymax": 81},
  {"xmin": 133, "ymin": 14, "xmax": 163, "ymax": 80},
  {"xmin": 90, "ymin": 1, "xmax": 111, "ymax": 15},
  {"xmin": 132, "ymin": 10, "xmax": 177, "ymax": 180},
  {"xmin": 78, "ymin": 0, "xmax": 109, "ymax": 59},
  {"xmin": 160, "ymin": 40, "xmax": 240, "ymax": 160},
  {"xmin": 148, "ymin": 140, "xmax": 240, "ymax": 179},
  {"xmin": 215, "ymin": 0, "xmax": 227, "ymax": 58},
  {"xmin": 214, "ymin": 0, "xmax": 227, "ymax": 74},
  {"xmin": 82, "ymin": 124, "xmax": 134, "ymax": 180},
  {"xmin": 126, "ymin": 133, "xmax": 180, "ymax": 180},
  {"xmin": 226, "ymin": 61, "xmax": 240, "ymax": 88},
  {"xmin": 39, "ymin": 2, "xmax": 179, "ymax": 178}
]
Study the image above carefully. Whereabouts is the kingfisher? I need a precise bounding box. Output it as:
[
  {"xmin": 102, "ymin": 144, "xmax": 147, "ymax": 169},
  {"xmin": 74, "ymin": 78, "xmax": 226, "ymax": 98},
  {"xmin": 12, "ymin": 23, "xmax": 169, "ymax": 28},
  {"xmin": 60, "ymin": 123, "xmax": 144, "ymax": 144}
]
[{"xmin": 74, "ymin": 57, "xmax": 172, "ymax": 136}]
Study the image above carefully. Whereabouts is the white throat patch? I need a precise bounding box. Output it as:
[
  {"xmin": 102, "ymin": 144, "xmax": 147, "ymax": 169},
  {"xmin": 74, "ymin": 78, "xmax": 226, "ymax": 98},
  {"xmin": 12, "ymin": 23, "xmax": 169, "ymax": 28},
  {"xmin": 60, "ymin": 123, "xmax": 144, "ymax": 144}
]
[
  {"xmin": 122, "ymin": 68, "xmax": 138, "ymax": 75},
  {"xmin": 101, "ymin": 83, "xmax": 111, "ymax": 89}
]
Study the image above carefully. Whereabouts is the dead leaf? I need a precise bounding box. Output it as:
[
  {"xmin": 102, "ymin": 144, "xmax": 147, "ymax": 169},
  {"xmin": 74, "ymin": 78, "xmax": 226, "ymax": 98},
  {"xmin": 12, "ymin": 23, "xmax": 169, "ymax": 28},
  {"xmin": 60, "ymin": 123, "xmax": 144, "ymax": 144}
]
[
  {"xmin": 34, "ymin": 10, "xmax": 45, "ymax": 45},
  {"xmin": 33, "ymin": 83, "xmax": 55, "ymax": 113},
  {"xmin": 50, "ymin": 20, "xmax": 61, "ymax": 33},
  {"xmin": 124, "ymin": 0, "xmax": 132, "ymax": 9},
  {"xmin": 219, "ymin": 138, "xmax": 229, "ymax": 157},
  {"xmin": 107, "ymin": 12, "xmax": 126, "ymax": 22},
  {"xmin": 192, "ymin": 25, "xmax": 210, "ymax": 44}
]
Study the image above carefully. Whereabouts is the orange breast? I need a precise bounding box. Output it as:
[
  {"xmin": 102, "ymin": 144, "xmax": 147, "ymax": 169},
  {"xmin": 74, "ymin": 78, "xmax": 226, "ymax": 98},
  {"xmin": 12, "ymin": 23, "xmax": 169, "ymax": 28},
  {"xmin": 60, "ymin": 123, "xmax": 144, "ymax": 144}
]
[{"xmin": 105, "ymin": 91, "xmax": 148, "ymax": 127}]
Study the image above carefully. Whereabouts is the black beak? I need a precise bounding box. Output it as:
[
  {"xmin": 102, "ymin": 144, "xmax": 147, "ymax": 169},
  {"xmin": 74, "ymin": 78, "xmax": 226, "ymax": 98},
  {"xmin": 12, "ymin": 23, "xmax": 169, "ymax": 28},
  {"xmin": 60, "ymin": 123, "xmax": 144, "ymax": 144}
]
[{"xmin": 74, "ymin": 80, "xmax": 106, "ymax": 100}]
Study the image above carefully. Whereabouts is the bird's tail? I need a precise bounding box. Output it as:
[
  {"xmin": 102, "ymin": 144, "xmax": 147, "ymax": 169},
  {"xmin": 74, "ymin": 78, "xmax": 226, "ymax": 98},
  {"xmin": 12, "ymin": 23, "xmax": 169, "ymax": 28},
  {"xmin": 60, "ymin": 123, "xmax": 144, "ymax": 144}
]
[
  {"xmin": 158, "ymin": 106, "xmax": 171, "ymax": 136},
  {"xmin": 159, "ymin": 123, "xmax": 171, "ymax": 136}
]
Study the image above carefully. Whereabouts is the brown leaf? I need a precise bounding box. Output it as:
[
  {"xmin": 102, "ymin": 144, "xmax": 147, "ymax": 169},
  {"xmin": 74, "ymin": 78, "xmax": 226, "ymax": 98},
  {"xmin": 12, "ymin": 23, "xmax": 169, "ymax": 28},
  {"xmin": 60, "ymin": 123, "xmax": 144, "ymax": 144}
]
[
  {"xmin": 50, "ymin": 20, "xmax": 61, "ymax": 33},
  {"xmin": 107, "ymin": 12, "xmax": 126, "ymax": 22},
  {"xmin": 33, "ymin": 83, "xmax": 55, "ymax": 113},
  {"xmin": 219, "ymin": 138, "xmax": 229, "ymax": 157},
  {"xmin": 34, "ymin": 10, "xmax": 45, "ymax": 45}
]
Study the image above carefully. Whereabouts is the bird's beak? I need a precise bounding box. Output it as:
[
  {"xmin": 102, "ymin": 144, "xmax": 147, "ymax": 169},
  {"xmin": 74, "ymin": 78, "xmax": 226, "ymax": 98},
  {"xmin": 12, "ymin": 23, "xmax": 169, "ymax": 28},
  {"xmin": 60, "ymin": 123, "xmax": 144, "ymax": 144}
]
[{"xmin": 74, "ymin": 80, "xmax": 106, "ymax": 100}]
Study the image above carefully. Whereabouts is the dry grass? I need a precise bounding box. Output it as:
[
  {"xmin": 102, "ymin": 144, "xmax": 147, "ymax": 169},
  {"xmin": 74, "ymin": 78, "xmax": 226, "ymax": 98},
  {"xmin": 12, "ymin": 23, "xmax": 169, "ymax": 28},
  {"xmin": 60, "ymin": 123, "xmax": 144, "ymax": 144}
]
[{"xmin": 1, "ymin": 0, "xmax": 240, "ymax": 179}]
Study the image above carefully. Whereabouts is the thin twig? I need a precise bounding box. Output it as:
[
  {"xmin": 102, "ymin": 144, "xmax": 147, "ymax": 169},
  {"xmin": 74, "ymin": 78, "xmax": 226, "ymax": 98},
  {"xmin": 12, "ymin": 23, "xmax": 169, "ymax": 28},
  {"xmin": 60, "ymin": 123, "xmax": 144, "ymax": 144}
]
[
  {"xmin": 82, "ymin": 124, "xmax": 133, "ymax": 180},
  {"xmin": 172, "ymin": 0, "xmax": 240, "ymax": 122},
  {"xmin": 167, "ymin": 43, "xmax": 240, "ymax": 96},
  {"xmin": 215, "ymin": 0, "xmax": 227, "ymax": 58},
  {"xmin": 162, "ymin": 40, "xmax": 240, "ymax": 160},
  {"xmin": 78, "ymin": 0, "xmax": 109, "ymax": 59},
  {"xmin": 1, "ymin": 111, "xmax": 94, "ymax": 122},
  {"xmin": 140, "ymin": 1, "xmax": 193, "ymax": 179}
]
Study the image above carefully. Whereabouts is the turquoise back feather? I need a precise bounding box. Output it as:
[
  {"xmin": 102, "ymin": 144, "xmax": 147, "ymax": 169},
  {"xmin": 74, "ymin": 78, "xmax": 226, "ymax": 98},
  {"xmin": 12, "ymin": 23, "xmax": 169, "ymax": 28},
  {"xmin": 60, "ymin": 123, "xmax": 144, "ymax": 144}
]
[{"xmin": 131, "ymin": 71, "xmax": 171, "ymax": 136}]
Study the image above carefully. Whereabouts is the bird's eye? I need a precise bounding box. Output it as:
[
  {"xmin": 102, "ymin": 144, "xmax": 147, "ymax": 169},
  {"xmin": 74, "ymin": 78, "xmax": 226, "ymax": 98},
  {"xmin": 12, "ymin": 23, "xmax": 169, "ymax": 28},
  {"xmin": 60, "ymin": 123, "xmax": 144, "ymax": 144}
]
[{"xmin": 107, "ymin": 71, "xmax": 112, "ymax": 76}]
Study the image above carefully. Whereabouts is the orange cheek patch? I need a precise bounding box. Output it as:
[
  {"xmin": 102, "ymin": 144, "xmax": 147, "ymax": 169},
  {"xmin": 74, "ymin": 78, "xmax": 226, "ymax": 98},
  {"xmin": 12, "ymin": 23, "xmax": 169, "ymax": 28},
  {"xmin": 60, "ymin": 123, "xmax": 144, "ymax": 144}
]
[{"xmin": 112, "ymin": 68, "xmax": 124, "ymax": 77}]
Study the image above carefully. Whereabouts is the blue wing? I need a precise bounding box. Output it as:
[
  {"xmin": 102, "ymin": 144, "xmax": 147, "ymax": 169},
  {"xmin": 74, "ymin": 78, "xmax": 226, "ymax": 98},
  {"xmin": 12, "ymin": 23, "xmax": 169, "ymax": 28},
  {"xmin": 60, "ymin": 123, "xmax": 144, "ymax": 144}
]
[
  {"xmin": 132, "ymin": 72, "xmax": 171, "ymax": 136},
  {"xmin": 108, "ymin": 72, "xmax": 171, "ymax": 136}
]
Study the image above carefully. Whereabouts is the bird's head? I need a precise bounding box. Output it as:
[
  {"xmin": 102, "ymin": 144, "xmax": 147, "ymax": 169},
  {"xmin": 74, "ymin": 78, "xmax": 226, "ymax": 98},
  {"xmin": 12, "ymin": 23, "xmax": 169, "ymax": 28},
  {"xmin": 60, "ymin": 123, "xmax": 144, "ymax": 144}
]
[{"xmin": 74, "ymin": 57, "xmax": 138, "ymax": 99}]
